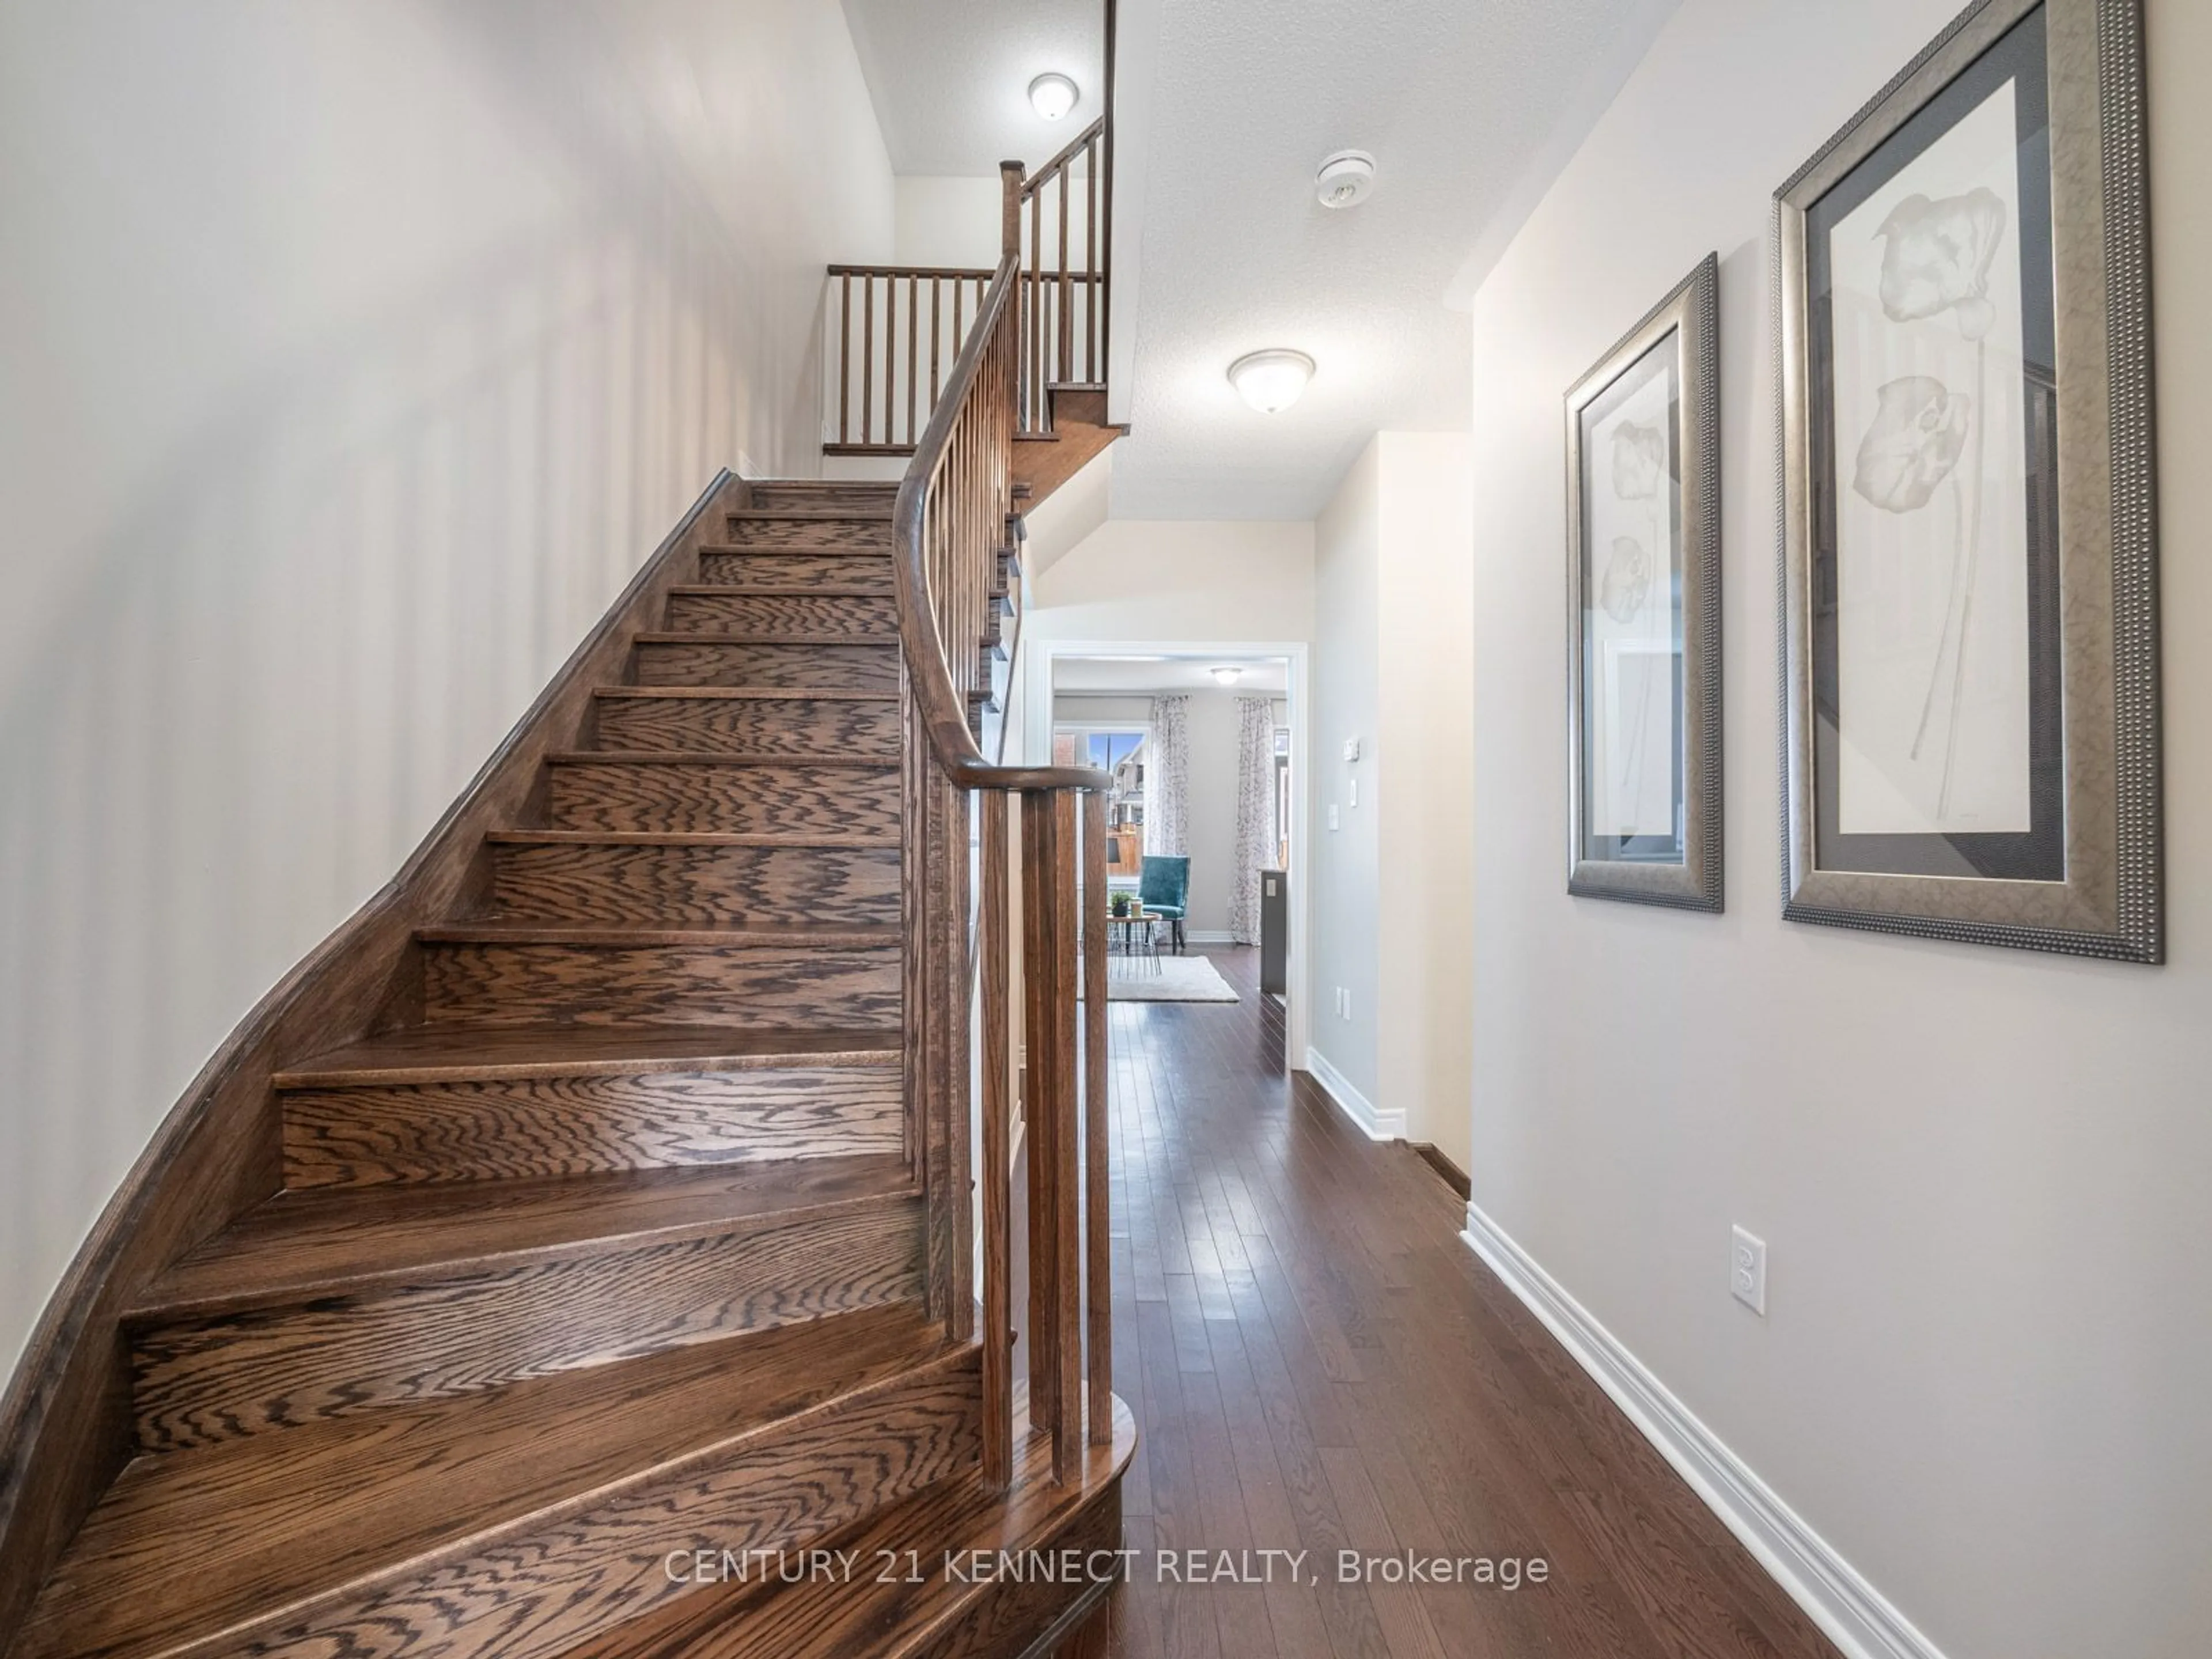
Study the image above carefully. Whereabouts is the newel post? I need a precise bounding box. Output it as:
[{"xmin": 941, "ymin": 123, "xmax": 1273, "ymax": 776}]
[{"xmin": 1000, "ymin": 161, "xmax": 1025, "ymax": 262}]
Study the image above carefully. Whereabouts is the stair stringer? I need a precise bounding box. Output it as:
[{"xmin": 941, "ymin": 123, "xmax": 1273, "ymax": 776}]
[{"xmin": 0, "ymin": 471, "xmax": 743, "ymax": 1650}]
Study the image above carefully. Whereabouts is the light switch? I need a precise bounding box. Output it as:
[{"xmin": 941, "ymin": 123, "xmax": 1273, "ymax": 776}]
[{"xmin": 1327, "ymin": 804, "xmax": 1340, "ymax": 831}]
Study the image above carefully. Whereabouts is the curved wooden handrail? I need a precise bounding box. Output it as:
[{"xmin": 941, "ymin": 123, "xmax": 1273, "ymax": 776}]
[{"xmin": 890, "ymin": 249, "xmax": 1107, "ymax": 796}]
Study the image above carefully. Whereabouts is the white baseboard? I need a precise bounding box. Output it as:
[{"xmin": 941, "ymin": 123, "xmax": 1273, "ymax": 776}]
[
  {"xmin": 1459, "ymin": 1202, "xmax": 1946, "ymax": 1659},
  {"xmin": 1301, "ymin": 1047, "xmax": 1404, "ymax": 1141}
]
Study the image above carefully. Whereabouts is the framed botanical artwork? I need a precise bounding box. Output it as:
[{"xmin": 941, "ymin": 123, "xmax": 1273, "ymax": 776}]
[
  {"xmin": 1567, "ymin": 253, "xmax": 1723, "ymax": 911},
  {"xmin": 1775, "ymin": 0, "xmax": 2160, "ymax": 961}
]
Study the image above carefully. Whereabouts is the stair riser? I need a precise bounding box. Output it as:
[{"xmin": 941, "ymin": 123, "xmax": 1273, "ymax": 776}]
[
  {"xmin": 722, "ymin": 516, "xmax": 889, "ymax": 550},
  {"xmin": 422, "ymin": 942, "xmax": 901, "ymax": 1028},
  {"xmin": 747, "ymin": 484, "xmax": 897, "ymax": 512},
  {"xmin": 204, "ymin": 1356, "xmax": 981, "ymax": 1659},
  {"xmin": 697, "ymin": 551, "xmax": 893, "ymax": 590},
  {"xmin": 666, "ymin": 591, "xmax": 898, "ymax": 635},
  {"xmin": 128, "ymin": 1200, "xmax": 927, "ymax": 1452},
  {"xmin": 595, "ymin": 696, "xmax": 899, "ymax": 758},
  {"xmin": 634, "ymin": 641, "xmax": 899, "ymax": 691},
  {"xmin": 491, "ymin": 843, "xmax": 900, "ymax": 926},
  {"xmin": 546, "ymin": 764, "xmax": 899, "ymax": 837},
  {"xmin": 282, "ymin": 1068, "xmax": 904, "ymax": 1188}
]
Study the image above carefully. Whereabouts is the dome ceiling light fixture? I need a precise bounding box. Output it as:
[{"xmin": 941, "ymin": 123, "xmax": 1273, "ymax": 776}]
[
  {"xmin": 1315, "ymin": 149, "xmax": 1376, "ymax": 210},
  {"xmin": 1227, "ymin": 349, "xmax": 1316, "ymax": 414},
  {"xmin": 1028, "ymin": 72, "xmax": 1080, "ymax": 120},
  {"xmin": 1210, "ymin": 665, "xmax": 1246, "ymax": 687}
]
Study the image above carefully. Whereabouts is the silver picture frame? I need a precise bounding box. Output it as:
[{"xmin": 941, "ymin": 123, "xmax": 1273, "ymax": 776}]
[
  {"xmin": 1567, "ymin": 253, "xmax": 1723, "ymax": 911},
  {"xmin": 1774, "ymin": 0, "xmax": 2160, "ymax": 962}
]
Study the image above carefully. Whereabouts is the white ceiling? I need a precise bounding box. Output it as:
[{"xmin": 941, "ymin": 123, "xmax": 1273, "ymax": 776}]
[
  {"xmin": 1054, "ymin": 654, "xmax": 1288, "ymax": 695},
  {"xmin": 842, "ymin": 0, "xmax": 1676, "ymax": 520},
  {"xmin": 840, "ymin": 0, "xmax": 1105, "ymax": 175}
]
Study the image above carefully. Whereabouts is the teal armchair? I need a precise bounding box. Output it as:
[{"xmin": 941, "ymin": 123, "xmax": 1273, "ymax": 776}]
[{"xmin": 1138, "ymin": 856, "xmax": 1190, "ymax": 954}]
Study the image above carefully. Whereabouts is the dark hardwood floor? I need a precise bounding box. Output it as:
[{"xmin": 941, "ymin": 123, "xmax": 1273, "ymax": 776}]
[{"xmin": 1066, "ymin": 946, "xmax": 1840, "ymax": 1659}]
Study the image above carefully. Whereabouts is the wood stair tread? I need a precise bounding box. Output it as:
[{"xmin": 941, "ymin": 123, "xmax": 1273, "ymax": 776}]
[
  {"xmin": 664, "ymin": 593, "xmax": 898, "ymax": 606},
  {"xmin": 593, "ymin": 685, "xmax": 897, "ymax": 700},
  {"xmin": 723, "ymin": 508, "xmax": 892, "ymax": 522},
  {"xmin": 275, "ymin": 1024, "xmax": 903, "ymax": 1086},
  {"xmin": 417, "ymin": 922, "xmax": 901, "ymax": 947},
  {"xmin": 135, "ymin": 1155, "xmax": 918, "ymax": 1319},
  {"xmin": 631, "ymin": 632, "xmax": 897, "ymax": 647},
  {"xmin": 695, "ymin": 541, "xmax": 891, "ymax": 556},
  {"xmin": 21, "ymin": 1305, "xmax": 952, "ymax": 1659},
  {"xmin": 547, "ymin": 751, "xmax": 900, "ymax": 767},
  {"xmin": 591, "ymin": 1391, "xmax": 1137, "ymax": 1659},
  {"xmin": 484, "ymin": 830, "xmax": 899, "ymax": 849}
]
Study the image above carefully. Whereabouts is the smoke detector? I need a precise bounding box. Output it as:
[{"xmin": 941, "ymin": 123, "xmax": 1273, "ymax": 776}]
[{"xmin": 1315, "ymin": 150, "xmax": 1376, "ymax": 210}]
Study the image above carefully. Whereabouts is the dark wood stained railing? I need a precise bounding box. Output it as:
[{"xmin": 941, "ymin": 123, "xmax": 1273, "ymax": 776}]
[{"xmin": 895, "ymin": 158, "xmax": 1112, "ymax": 1488}]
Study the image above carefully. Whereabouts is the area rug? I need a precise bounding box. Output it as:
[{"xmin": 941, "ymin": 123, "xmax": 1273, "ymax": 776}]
[{"xmin": 1091, "ymin": 952, "xmax": 1241, "ymax": 1003}]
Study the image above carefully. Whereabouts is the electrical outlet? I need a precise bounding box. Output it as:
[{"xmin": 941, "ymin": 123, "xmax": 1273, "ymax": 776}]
[
  {"xmin": 1327, "ymin": 804, "xmax": 1340, "ymax": 831},
  {"xmin": 1730, "ymin": 1226, "xmax": 1767, "ymax": 1316},
  {"xmin": 1340, "ymin": 987, "xmax": 1353, "ymax": 1019},
  {"xmin": 1349, "ymin": 778, "xmax": 1359, "ymax": 808}
]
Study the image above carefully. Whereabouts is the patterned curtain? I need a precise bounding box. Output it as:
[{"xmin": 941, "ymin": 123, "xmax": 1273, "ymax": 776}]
[
  {"xmin": 1145, "ymin": 695, "xmax": 1191, "ymax": 857},
  {"xmin": 1229, "ymin": 697, "xmax": 1274, "ymax": 944}
]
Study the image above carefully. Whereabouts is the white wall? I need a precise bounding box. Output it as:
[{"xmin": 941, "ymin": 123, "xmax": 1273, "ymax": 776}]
[
  {"xmin": 1463, "ymin": 3, "xmax": 2212, "ymax": 1657},
  {"xmin": 1309, "ymin": 443, "xmax": 1383, "ymax": 1097},
  {"xmin": 893, "ymin": 175, "xmax": 1005, "ymax": 268},
  {"xmin": 0, "ymin": 0, "xmax": 893, "ymax": 1379},
  {"xmin": 1308, "ymin": 433, "xmax": 1476, "ymax": 1147},
  {"xmin": 1026, "ymin": 518, "xmax": 1316, "ymax": 651},
  {"xmin": 1375, "ymin": 433, "xmax": 1475, "ymax": 1157}
]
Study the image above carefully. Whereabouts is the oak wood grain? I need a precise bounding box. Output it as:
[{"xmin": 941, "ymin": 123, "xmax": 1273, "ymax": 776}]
[
  {"xmin": 129, "ymin": 1191, "xmax": 926, "ymax": 1450},
  {"xmin": 544, "ymin": 756, "xmax": 900, "ymax": 837},
  {"xmin": 282, "ymin": 1064, "xmax": 902, "ymax": 1188},
  {"xmin": 417, "ymin": 929, "xmax": 902, "ymax": 1029},
  {"xmin": 487, "ymin": 835, "xmax": 900, "ymax": 927},
  {"xmin": 695, "ymin": 551, "xmax": 895, "ymax": 590},
  {"xmin": 632, "ymin": 637, "xmax": 899, "ymax": 689},
  {"xmin": 17, "ymin": 1304, "xmax": 944, "ymax": 1659},
  {"xmin": 665, "ymin": 588, "xmax": 899, "ymax": 635},
  {"xmin": 593, "ymin": 687, "xmax": 900, "ymax": 756}
]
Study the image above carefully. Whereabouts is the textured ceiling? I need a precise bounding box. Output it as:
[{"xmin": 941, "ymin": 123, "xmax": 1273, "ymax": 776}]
[
  {"xmin": 839, "ymin": 0, "xmax": 1103, "ymax": 174},
  {"xmin": 843, "ymin": 0, "xmax": 1677, "ymax": 519}
]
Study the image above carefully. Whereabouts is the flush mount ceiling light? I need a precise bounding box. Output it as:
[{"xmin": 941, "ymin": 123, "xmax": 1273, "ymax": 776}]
[
  {"xmin": 1210, "ymin": 665, "xmax": 1245, "ymax": 687},
  {"xmin": 1315, "ymin": 149, "xmax": 1376, "ymax": 209},
  {"xmin": 1226, "ymin": 349, "xmax": 1316, "ymax": 413},
  {"xmin": 1028, "ymin": 72, "xmax": 1079, "ymax": 120}
]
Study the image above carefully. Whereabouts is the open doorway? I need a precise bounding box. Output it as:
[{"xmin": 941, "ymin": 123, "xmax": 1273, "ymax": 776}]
[{"xmin": 1036, "ymin": 646, "xmax": 1305, "ymax": 1063}]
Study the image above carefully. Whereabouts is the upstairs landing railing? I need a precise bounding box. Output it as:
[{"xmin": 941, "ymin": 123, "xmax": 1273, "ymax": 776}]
[{"xmin": 827, "ymin": 1, "xmax": 1114, "ymax": 457}]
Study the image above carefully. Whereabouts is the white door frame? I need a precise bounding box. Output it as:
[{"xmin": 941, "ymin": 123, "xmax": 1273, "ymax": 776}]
[{"xmin": 1025, "ymin": 637, "xmax": 1312, "ymax": 1064}]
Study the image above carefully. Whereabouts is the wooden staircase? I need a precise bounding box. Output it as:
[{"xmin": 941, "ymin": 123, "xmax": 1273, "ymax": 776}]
[{"xmin": 0, "ymin": 476, "xmax": 1131, "ymax": 1659}]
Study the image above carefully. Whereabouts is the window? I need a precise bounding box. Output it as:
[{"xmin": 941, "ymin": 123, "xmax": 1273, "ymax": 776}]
[{"xmin": 1055, "ymin": 725, "xmax": 1147, "ymax": 882}]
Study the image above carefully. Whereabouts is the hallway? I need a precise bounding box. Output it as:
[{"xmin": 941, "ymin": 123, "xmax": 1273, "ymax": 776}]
[{"xmin": 1078, "ymin": 949, "xmax": 1839, "ymax": 1659}]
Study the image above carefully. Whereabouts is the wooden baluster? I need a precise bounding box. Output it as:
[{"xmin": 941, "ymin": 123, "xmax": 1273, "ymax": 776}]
[
  {"xmin": 906, "ymin": 275, "xmax": 919, "ymax": 445},
  {"xmin": 980, "ymin": 790, "xmax": 1014, "ymax": 1490},
  {"xmin": 1021, "ymin": 790, "xmax": 1060, "ymax": 1442},
  {"xmin": 839, "ymin": 272, "xmax": 852, "ymax": 445},
  {"xmin": 1103, "ymin": 0, "xmax": 1117, "ymax": 375},
  {"xmin": 1058, "ymin": 169, "xmax": 1072, "ymax": 388},
  {"xmin": 1086, "ymin": 139, "xmax": 1099, "ymax": 384},
  {"xmin": 1049, "ymin": 790, "xmax": 1083, "ymax": 1484},
  {"xmin": 929, "ymin": 275, "xmax": 942, "ymax": 410},
  {"xmin": 1029, "ymin": 186, "xmax": 1043, "ymax": 429},
  {"xmin": 885, "ymin": 276, "xmax": 897, "ymax": 450},
  {"xmin": 861, "ymin": 276, "xmax": 874, "ymax": 445},
  {"xmin": 1082, "ymin": 787, "xmax": 1111, "ymax": 1446}
]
